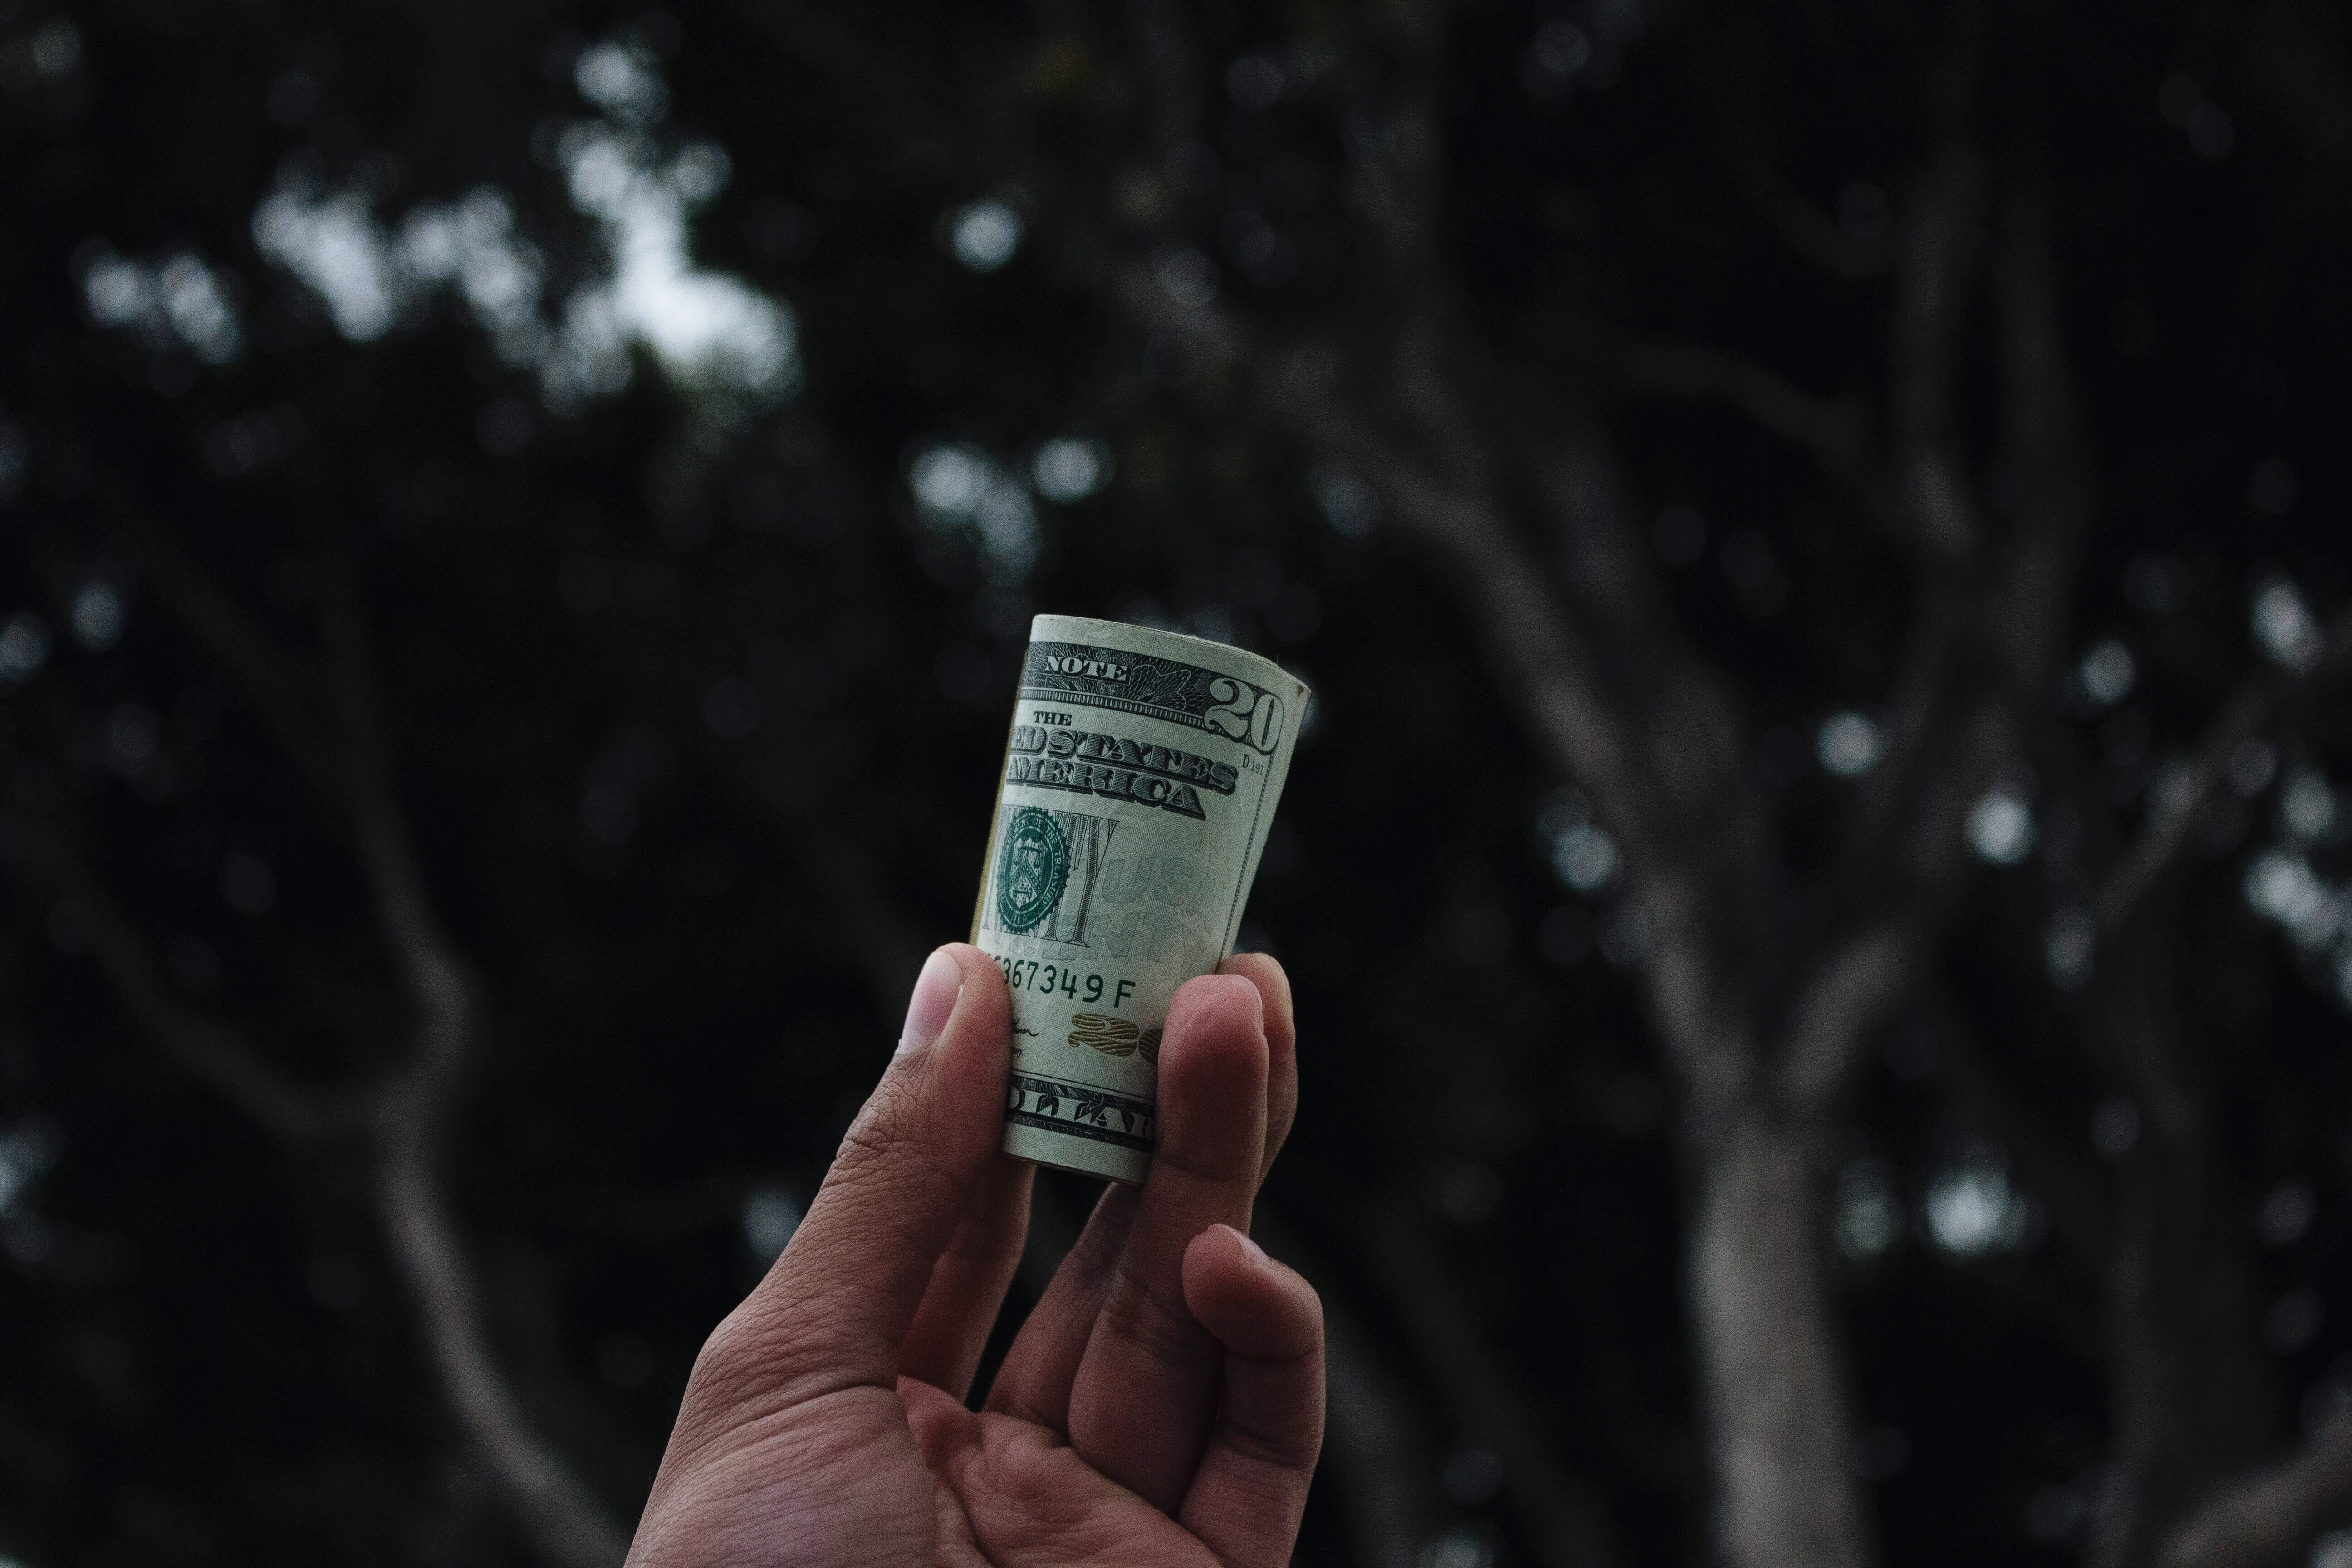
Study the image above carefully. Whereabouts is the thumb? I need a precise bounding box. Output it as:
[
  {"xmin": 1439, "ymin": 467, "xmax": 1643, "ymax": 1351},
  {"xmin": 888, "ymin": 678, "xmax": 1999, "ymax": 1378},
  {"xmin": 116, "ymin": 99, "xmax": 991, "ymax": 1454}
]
[{"xmin": 686, "ymin": 946, "xmax": 1012, "ymax": 1424}]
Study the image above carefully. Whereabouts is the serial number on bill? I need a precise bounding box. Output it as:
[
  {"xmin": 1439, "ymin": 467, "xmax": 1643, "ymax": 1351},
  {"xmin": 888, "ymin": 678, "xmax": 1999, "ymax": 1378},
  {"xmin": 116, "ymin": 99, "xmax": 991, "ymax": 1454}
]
[{"xmin": 995, "ymin": 956, "xmax": 1136, "ymax": 1007}]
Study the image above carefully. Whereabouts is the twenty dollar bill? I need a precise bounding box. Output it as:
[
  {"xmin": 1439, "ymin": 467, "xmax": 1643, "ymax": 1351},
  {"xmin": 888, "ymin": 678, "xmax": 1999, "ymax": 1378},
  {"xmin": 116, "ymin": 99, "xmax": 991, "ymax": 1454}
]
[{"xmin": 972, "ymin": 616, "xmax": 1309, "ymax": 1183}]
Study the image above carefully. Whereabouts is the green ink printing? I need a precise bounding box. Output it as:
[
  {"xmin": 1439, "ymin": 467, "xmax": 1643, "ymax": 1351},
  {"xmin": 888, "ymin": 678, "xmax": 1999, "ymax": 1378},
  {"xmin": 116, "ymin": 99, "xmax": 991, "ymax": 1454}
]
[{"xmin": 995, "ymin": 807, "xmax": 1071, "ymax": 934}]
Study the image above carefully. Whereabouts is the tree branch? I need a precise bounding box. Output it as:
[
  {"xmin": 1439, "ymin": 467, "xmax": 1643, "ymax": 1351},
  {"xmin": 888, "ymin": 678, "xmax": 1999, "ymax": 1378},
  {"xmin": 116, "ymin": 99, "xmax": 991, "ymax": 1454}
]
[
  {"xmin": 1982, "ymin": 168, "xmax": 2094, "ymax": 692},
  {"xmin": 1134, "ymin": 267, "xmax": 1761, "ymax": 1111},
  {"xmin": 1827, "ymin": 161, "xmax": 2085, "ymax": 945},
  {"xmin": 1834, "ymin": 8, "xmax": 1991, "ymax": 886},
  {"xmin": 1883, "ymin": 149, "xmax": 1984, "ymax": 566},
  {"xmin": 1323, "ymin": 400, "xmax": 1757, "ymax": 1108},
  {"xmin": 310, "ymin": 544, "xmax": 475, "ymax": 1094},
  {"xmin": 1353, "ymin": 1196, "xmax": 1626, "ymax": 1568},
  {"xmin": 1278, "ymin": 360, "xmax": 1661, "ymax": 882},
  {"xmin": 124, "ymin": 521, "xmax": 340, "ymax": 797},
  {"xmin": 1127, "ymin": 26, "xmax": 1765, "ymax": 1089},
  {"xmin": 1720, "ymin": 152, "xmax": 1893, "ymax": 282},
  {"xmin": 308, "ymin": 541, "xmax": 629, "ymax": 1568},
  {"xmin": 2160, "ymin": 1434, "xmax": 2352, "ymax": 1568},
  {"xmin": 7, "ymin": 786, "xmax": 353, "ymax": 1142},
  {"xmin": 2084, "ymin": 859, "xmax": 2280, "ymax": 1566},
  {"xmin": 1320, "ymin": 1307, "xmax": 1448, "ymax": 1568},
  {"xmin": 372, "ymin": 1132, "xmax": 628, "ymax": 1568},
  {"xmin": 1775, "ymin": 921, "xmax": 1918, "ymax": 1113},
  {"xmin": 1626, "ymin": 343, "xmax": 1869, "ymax": 471},
  {"xmin": 14, "ymin": 771, "xmax": 626, "ymax": 1568},
  {"xmin": 1844, "ymin": 141, "xmax": 2091, "ymax": 954},
  {"xmin": 2095, "ymin": 606, "xmax": 2352, "ymax": 936},
  {"xmin": 1254, "ymin": 1211, "xmax": 1447, "ymax": 1568},
  {"xmin": 89, "ymin": 521, "xmax": 631, "ymax": 1568},
  {"xmin": 1521, "ymin": 416, "xmax": 1753, "ymax": 840},
  {"xmin": 1836, "ymin": 165, "xmax": 1984, "ymax": 887}
]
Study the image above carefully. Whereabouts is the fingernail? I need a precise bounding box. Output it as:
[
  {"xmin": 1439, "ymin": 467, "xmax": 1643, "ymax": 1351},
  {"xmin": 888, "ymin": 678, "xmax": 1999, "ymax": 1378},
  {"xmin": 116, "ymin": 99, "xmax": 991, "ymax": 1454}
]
[
  {"xmin": 1229, "ymin": 1225, "xmax": 1270, "ymax": 1267},
  {"xmin": 897, "ymin": 948, "xmax": 963, "ymax": 1056}
]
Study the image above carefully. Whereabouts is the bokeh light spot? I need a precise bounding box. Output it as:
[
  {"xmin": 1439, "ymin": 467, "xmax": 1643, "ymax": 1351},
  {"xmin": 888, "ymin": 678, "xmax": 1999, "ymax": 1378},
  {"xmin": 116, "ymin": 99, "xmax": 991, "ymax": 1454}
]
[
  {"xmin": 2078, "ymin": 639, "xmax": 2136, "ymax": 705},
  {"xmin": 2254, "ymin": 579, "xmax": 2323, "ymax": 671},
  {"xmin": 1032, "ymin": 438, "xmax": 1112, "ymax": 502},
  {"xmin": 1817, "ymin": 711, "xmax": 1883, "ymax": 777},
  {"xmin": 949, "ymin": 201, "xmax": 1022, "ymax": 272},
  {"xmin": 1965, "ymin": 788, "xmax": 2035, "ymax": 864},
  {"xmin": 1924, "ymin": 1156, "xmax": 2030, "ymax": 1256}
]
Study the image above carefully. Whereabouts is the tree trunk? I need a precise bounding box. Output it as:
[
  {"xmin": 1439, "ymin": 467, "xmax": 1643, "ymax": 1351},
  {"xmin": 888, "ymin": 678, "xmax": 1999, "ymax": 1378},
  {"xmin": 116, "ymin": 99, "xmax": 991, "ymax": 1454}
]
[{"xmin": 1689, "ymin": 1101, "xmax": 1870, "ymax": 1568}]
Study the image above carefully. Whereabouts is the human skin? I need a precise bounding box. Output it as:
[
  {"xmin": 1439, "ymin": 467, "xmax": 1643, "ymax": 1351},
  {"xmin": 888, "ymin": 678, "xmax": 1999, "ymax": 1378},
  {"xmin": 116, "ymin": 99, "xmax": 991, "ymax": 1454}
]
[{"xmin": 625, "ymin": 943, "xmax": 1324, "ymax": 1568}]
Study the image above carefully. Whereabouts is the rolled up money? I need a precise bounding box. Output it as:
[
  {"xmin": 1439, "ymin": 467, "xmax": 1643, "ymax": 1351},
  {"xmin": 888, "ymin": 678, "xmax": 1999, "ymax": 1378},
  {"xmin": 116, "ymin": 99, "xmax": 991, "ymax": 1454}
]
[{"xmin": 972, "ymin": 615, "xmax": 1309, "ymax": 1183}]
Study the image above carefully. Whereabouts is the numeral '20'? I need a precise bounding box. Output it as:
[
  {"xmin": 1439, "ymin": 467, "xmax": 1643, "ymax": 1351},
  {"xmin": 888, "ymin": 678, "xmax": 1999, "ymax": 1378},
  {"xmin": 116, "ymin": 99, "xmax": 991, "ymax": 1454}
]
[{"xmin": 1204, "ymin": 678, "xmax": 1284, "ymax": 754}]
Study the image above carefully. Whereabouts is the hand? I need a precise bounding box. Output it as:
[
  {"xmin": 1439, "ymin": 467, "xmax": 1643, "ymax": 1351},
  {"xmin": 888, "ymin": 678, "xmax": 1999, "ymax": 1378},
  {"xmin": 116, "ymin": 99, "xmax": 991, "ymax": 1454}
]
[{"xmin": 625, "ymin": 943, "xmax": 1322, "ymax": 1568}]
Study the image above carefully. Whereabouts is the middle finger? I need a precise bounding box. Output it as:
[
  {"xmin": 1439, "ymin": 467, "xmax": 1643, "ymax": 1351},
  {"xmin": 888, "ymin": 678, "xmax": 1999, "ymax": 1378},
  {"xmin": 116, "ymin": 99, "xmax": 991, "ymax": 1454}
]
[{"xmin": 1064, "ymin": 972, "xmax": 1269, "ymax": 1513}]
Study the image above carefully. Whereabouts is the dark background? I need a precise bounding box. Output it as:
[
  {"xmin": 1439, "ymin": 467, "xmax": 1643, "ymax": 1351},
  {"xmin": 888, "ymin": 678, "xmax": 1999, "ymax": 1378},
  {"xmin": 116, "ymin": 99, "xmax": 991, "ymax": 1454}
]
[{"xmin": 3, "ymin": 2, "xmax": 2352, "ymax": 1566}]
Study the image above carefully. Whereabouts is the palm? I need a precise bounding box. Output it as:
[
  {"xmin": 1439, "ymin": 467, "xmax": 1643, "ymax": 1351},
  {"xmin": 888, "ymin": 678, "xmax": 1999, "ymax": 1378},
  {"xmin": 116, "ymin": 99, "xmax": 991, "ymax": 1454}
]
[
  {"xmin": 903, "ymin": 1384, "xmax": 1224, "ymax": 1568},
  {"xmin": 626, "ymin": 950, "xmax": 1322, "ymax": 1568}
]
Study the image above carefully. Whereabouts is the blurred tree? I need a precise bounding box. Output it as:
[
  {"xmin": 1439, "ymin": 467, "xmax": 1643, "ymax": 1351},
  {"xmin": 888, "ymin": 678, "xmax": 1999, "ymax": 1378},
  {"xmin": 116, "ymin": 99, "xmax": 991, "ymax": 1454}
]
[{"xmin": 5, "ymin": 3, "xmax": 2352, "ymax": 1568}]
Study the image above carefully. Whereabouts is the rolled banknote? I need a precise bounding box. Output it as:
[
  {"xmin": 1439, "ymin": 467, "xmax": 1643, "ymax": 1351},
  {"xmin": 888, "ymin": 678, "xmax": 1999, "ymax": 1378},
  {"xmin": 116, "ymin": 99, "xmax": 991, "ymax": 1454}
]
[{"xmin": 971, "ymin": 615, "xmax": 1310, "ymax": 1183}]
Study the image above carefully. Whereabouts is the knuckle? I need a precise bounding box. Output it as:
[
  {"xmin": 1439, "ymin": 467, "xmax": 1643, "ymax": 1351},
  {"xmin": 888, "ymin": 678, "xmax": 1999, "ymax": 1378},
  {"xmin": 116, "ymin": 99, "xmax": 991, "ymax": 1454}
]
[
  {"xmin": 674, "ymin": 1297, "xmax": 849, "ymax": 1441},
  {"xmin": 673, "ymin": 1304, "xmax": 774, "ymax": 1428},
  {"xmin": 1285, "ymin": 1279, "xmax": 1328, "ymax": 1351},
  {"xmin": 825, "ymin": 1103, "xmax": 952, "ymax": 1254},
  {"xmin": 1266, "ymin": 1276, "xmax": 1326, "ymax": 1362},
  {"xmin": 832, "ymin": 1076, "xmax": 921, "ymax": 1173},
  {"xmin": 801, "ymin": 1075, "xmax": 960, "ymax": 1278},
  {"xmin": 688, "ymin": 1300, "xmax": 768, "ymax": 1387},
  {"xmin": 1096, "ymin": 1270, "xmax": 1217, "ymax": 1375},
  {"xmin": 823, "ymin": 1088, "xmax": 946, "ymax": 1212},
  {"xmin": 1218, "ymin": 1416, "xmax": 1324, "ymax": 1476}
]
